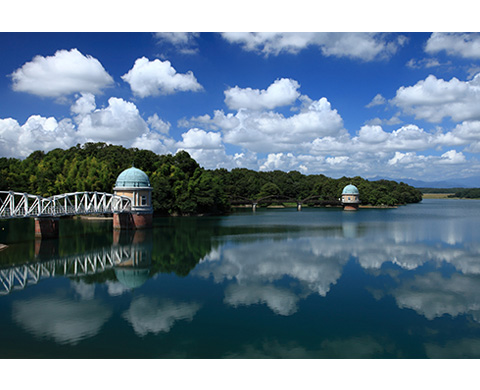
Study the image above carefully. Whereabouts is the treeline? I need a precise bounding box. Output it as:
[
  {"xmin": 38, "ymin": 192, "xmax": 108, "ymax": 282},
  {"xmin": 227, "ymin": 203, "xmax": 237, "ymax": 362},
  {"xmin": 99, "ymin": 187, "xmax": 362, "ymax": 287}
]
[
  {"xmin": 449, "ymin": 188, "xmax": 480, "ymax": 199},
  {"xmin": 418, "ymin": 188, "xmax": 465, "ymax": 194},
  {"xmin": 0, "ymin": 143, "xmax": 422, "ymax": 215}
]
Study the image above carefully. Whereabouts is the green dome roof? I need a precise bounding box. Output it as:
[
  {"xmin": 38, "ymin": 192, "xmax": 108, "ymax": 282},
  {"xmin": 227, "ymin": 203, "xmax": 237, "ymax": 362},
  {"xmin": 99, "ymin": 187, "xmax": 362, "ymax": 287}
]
[
  {"xmin": 114, "ymin": 267, "xmax": 150, "ymax": 289},
  {"xmin": 115, "ymin": 167, "xmax": 150, "ymax": 188},
  {"xmin": 342, "ymin": 184, "xmax": 359, "ymax": 195}
]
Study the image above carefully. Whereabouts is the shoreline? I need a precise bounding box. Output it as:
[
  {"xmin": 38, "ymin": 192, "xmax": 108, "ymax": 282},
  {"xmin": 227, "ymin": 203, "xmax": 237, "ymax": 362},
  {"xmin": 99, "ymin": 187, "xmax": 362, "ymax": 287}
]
[
  {"xmin": 421, "ymin": 194, "xmax": 480, "ymax": 199},
  {"xmin": 75, "ymin": 215, "xmax": 113, "ymax": 220}
]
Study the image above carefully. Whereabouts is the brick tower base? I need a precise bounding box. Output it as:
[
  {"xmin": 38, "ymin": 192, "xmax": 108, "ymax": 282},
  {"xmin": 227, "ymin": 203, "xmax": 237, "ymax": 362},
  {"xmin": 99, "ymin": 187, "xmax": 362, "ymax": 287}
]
[
  {"xmin": 113, "ymin": 212, "xmax": 152, "ymax": 230},
  {"xmin": 34, "ymin": 217, "xmax": 60, "ymax": 238}
]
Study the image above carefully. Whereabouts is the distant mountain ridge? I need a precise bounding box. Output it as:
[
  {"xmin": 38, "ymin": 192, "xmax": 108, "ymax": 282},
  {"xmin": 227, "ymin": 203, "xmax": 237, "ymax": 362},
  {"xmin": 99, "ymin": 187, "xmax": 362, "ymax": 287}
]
[{"xmin": 367, "ymin": 176, "xmax": 480, "ymax": 189}]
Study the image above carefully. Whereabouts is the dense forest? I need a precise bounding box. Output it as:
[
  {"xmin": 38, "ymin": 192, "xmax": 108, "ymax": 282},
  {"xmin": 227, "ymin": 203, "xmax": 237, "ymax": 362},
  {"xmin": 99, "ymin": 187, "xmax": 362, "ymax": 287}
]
[
  {"xmin": 449, "ymin": 188, "xmax": 480, "ymax": 199},
  {"xmin": 0, "ymin": 142, "xmax": 422, "ymax": 215},
  {"xmin": 419, "ymin": 187, "xmax": 480, "ymax": 198}
]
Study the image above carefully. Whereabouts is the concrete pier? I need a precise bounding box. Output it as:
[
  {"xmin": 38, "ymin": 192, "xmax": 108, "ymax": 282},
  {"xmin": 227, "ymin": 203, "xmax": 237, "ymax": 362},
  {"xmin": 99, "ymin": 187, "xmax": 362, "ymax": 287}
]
[
  {"xmin": 34, "ymin": 217, "xmax": 59, "ymax": 239},
  {"xmin": 113, "ymin": 212, "xmax": 152, "ymax": 230}
]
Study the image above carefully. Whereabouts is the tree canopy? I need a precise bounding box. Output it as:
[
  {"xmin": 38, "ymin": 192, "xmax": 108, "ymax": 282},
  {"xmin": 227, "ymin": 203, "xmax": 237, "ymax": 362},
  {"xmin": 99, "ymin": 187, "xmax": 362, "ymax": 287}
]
[{"xmin": 0, "ymin": 142, "xmax": 422, "ymax": 214}]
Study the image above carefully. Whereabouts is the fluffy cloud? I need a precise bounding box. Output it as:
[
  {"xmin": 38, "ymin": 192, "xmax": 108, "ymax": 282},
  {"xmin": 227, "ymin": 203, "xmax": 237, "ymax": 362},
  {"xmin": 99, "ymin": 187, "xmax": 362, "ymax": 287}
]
[
  {"xmin": 449, "ymin": 121, "xmax": 480, "ymax": 152},
  {"xmin": 180, "ymin": 73, "xmax": 480, "ymax": 180},
  {"xmin": 439, "ymin": 149, "xmax": 466, "ymax": 164},
  {"xmin": 76, "ymin": 96, "xmax": 149, "ymax": 142},
  {"xmin": 175, "ymin": 128, "xmax": 237, "ymax": 169},
  {"xmin": 0, "ymin": 94, "xmax": 174, "ymax": 158},
  {"xmin": 154, "ymin": 32, "xmax": 199, "ymax": 45},
  {"xmin": 0, "ymin": 115, "xmax": 77, "ymax": 158},
  {"xmin": 406, "ymin": 58, "xmax": 444, "ymax": 69},
  {"xmin": 366, "ymin": 93, "xmax": 386, "ymax": 108},
  {"xmin": 177, "ymin": 128, "xmax": 222, "ymax": 150},
  {"xmin": 224, "ymin": 78, "xmax": 301, "ymax": 110},
  {"xmin": 198, "ymin": 96, "xmax": 345, "ymax": 154},
  {"xmin": 425, "ymin": 32, "xmax": 480, "ymax": 59},
  {"xmin": 259, "ymin": 152, "xmax": 300, "ymax": 171},
  {"xmin": 10, "ymin": 48, "xmax": 113, "ymax": 97},
  {"xmin": 73, "ymin": 95, "xmax": 175, "ymax": 155},
  {"xmin": 221, "ymin": 32, "xmax": 406, "ymax": 61},
  {"xmin": 154, "ymin": 32, "xmax": 200, "ymax": 54},
  {"xmin": 147, "ymin": 113, "xmax": 171, "ymax": 134},
  {"xmin": 392, "ymin": 73, "xmax": 480, "ymax": 123},
  {"xmin": 121, "ymin": 57, "xmax": 203, "ymax": 97},
  {"xmin": 357, "ymin": 125, "xmax": 389, "ymax": 144}
]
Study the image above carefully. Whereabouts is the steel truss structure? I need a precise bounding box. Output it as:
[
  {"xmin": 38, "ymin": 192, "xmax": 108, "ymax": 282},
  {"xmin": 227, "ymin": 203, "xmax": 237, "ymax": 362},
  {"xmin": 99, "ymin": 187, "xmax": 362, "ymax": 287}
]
[
  {"xmin": 0, "ymin": 245, "xmax": 135, "ymax": 295},
  {"xmin": 0, "ymin": 191, "xmax": 131, "ymax": 219}
]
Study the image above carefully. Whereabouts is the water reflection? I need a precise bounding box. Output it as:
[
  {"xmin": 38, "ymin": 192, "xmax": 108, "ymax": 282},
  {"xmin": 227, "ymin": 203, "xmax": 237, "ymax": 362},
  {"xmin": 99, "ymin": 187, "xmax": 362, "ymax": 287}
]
[
  {"xmin": 123, "ymin": 297, "xmax": 201, "ymax": 336},
  {"xmin": 2, "ymin": 200, "xmax": 480, "ymax": 357},
  {"xmin": 193, "ymin": 205, "xmax": 480, "ymax": 323},
  {"xmin": 113, "ymin": 229, "xmax": 152, "ymax": 290},
  {"xmin": 195, "ymin": 235, "xmax": 349, "ymax": 315},
  {"xmin": 12, "ymin": 295, "xmax": 112, "ymax": 345},
  {"xmin": 224, "ymin": 336, "xmax": 391, "ymax": 359}
]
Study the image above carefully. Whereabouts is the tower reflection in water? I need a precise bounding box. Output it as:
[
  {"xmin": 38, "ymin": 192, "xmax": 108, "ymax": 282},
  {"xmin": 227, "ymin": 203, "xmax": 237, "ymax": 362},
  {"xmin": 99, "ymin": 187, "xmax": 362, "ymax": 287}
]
[
  {"xmin": 113, "ymin": 229, "xmax": 152, "ymax": 289},
  {"xmin": 1, "ymin": 229, "xmax": 153, "ymax": 296}
]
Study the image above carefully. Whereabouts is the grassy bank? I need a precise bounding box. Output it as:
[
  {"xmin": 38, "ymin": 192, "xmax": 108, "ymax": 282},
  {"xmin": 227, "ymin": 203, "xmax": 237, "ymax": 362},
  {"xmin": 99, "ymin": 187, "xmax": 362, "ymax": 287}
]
[{"xmin": 422, "ymin": 193, "xmax": 456, "ymax": 199}]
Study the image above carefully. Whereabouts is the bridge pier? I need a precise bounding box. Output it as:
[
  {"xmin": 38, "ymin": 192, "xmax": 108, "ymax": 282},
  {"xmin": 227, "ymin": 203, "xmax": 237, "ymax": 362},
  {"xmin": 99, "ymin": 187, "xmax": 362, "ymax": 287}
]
[
  {"xmin": 113, "ymin": 212, "xmax": 152, "ymax": 230},
  {"xmin": 34, "ymin": 217, "xmax": 59, "ymax": 239}
]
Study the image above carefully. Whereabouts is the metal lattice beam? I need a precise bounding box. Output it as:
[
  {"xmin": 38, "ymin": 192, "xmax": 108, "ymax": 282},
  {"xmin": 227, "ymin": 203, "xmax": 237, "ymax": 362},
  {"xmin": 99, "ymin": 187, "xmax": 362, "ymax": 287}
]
[{"xmin": 0, "ymin": 191, "xmax": 131, "ymax": 219}]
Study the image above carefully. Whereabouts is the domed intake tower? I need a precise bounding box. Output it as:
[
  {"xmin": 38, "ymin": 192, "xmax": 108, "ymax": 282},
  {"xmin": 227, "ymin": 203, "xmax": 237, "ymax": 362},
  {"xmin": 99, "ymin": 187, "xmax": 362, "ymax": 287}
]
[
  {"xmin": 113, "ymin": 167, "xmax": 153, "ymax": 229},
  {"xmin": 341, "ymin": 184, "xmax": 360, "ymax": 211}
]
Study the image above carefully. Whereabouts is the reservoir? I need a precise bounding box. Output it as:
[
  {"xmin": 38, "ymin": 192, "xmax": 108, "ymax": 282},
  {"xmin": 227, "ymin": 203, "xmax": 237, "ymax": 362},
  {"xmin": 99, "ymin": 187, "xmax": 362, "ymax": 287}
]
[{"xmin": 1, "ymin": 198, "xmax": 480, "ymax": 358}]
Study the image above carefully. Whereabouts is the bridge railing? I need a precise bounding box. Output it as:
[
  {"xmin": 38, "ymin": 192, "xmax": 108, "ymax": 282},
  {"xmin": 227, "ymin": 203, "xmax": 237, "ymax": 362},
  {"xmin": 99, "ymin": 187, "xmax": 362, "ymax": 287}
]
[{"xmin": 0, "ymin": 191, "xmax": 131, "ymax": 219}]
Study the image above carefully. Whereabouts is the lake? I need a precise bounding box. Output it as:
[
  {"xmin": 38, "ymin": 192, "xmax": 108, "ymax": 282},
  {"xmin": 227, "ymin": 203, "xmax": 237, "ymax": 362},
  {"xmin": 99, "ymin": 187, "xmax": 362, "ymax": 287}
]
[{"xmin": 1, "ymin": 199, "xmax": 480, "ymax": 358}]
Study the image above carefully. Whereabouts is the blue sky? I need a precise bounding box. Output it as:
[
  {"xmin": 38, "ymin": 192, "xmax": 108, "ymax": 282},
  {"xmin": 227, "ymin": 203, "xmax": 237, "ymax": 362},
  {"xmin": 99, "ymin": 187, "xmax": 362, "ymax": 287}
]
[{"xmin": 1, "ymin": 30, "xmax": 480, "ymax": 183}]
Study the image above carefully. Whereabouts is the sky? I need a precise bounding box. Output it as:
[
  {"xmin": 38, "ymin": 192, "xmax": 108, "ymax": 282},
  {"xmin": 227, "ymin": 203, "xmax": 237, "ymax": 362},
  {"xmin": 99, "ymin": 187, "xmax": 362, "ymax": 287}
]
[{"xmin": 1, "ymin": 28, "xmax": 480, "ymax": 183}]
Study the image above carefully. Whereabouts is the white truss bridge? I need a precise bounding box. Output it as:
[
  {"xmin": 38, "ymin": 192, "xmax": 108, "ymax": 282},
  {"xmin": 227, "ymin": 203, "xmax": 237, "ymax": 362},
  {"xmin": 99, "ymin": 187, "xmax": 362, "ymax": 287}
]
[
  {"xmin": 0, "ymin": 245, "xmax": 138, "ymax": 295},
  {"xmin": 0, "ymin": 191, "xmax": 131, "ymax": 219}
]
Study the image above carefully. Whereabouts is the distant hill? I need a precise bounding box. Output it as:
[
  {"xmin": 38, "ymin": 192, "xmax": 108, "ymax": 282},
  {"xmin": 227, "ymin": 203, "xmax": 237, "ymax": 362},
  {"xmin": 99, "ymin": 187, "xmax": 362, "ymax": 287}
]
[{"xmin": 368, "ymin": 176, "xmax": 480, "ymax": 189}]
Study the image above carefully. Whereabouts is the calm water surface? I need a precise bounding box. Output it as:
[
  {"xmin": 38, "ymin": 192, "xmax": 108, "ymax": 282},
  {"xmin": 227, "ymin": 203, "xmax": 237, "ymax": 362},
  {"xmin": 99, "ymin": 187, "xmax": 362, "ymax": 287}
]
[{"xmin": 1, "ymin": 199, "xmax": 480, "ymax": 358}]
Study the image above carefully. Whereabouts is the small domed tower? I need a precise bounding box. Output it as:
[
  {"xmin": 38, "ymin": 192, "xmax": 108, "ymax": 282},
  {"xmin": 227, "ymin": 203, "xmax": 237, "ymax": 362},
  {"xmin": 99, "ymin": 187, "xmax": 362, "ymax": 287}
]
[
  {"xmin": 113, "ymin": 166, "xmax": 153, "ymax": 229},
  {"xmin": 341, "ymin": 184, "xmax": 360, "ymax": 211}
]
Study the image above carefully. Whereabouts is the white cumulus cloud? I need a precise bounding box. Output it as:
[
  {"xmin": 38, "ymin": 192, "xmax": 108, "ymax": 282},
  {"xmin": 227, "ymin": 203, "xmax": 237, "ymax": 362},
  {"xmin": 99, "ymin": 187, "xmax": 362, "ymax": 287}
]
[
  {"xmin": 366, "ymin": 93, "xmax": 387, "ymax": 108},
  {"xmin": 0, "ymin": 115, "xmax": 77, "ymax": 158},
  {"xmin": 357, "ymin": 125, "xmax": 389, "ymax": 144},
  {"xmin": 1, "ymin": 94, "xmax": 176, "ymax": 158},
  {"xmin": 76, "ymin": 96, "xmax": 149, "ymax": 142},
  {"xmin": 224, "ymin": 78, "xmax": 301, "ymax": 110},
  {"xmin": 392, "ymin": 73, "xmax": 480, "ymax": 123},
  {"xmin": 147, "ymin": 113, "xmax": 171, "ymax": 134},
  {"xmin": 10, "ymin": 48, "xmax": 114, "ymax": 97},
  {"xmin": 439, "ymin": 149, "xmax": 466, "ymax": 164},
  {"xmin": 221, "ymin": 32, "xmax": 406, "ymax": 61},
  {"xmin": 154, "ymin": 32, "xmax": 200, "ymax": 54},
  {"xmin": 425, "ymin": 32, "xmax": 480, "ymax": 59},
  {"xmin": 121, "ymin": 57, "xmax": 203, "ymax": 97},
  {"xmin": 177, "ymin": 128, "xmax": 222, "ymax": 150},
  {"xmin": 204, "ymin": 96, "xmax": 345, "ymax": 154}
]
